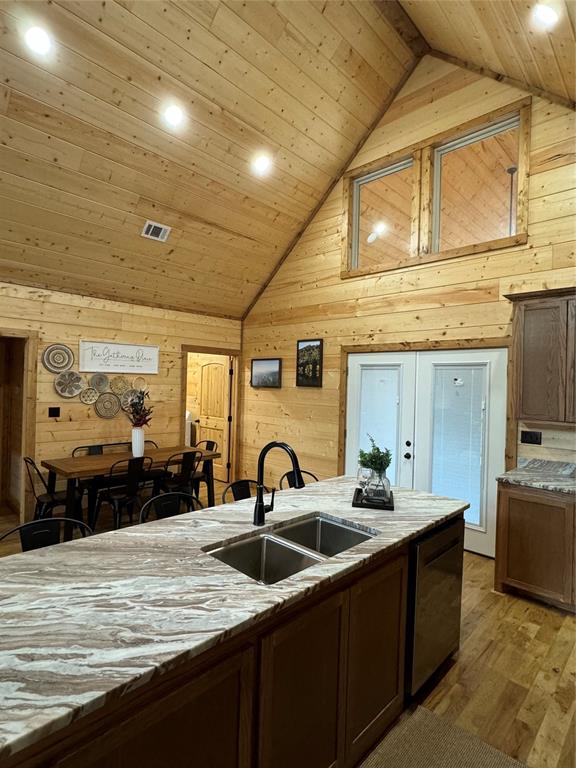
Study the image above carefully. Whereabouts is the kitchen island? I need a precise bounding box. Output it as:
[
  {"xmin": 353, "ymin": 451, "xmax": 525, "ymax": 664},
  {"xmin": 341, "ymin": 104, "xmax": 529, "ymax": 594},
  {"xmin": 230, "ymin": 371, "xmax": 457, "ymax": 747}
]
[{"xmin": 0, "ymin": 477, "xmax": 468, "ymax": 768}]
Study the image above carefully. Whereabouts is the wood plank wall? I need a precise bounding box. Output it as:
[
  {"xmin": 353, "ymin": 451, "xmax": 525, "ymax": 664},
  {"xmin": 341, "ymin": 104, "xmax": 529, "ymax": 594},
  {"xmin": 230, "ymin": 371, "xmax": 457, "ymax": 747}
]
[
  {"xmin": 239, "ymin": 56, "xmax": 576, "ymax": 486},
  {"xmin": 0, "ymin": 282, "xmax": 241, "ymax": 493}
]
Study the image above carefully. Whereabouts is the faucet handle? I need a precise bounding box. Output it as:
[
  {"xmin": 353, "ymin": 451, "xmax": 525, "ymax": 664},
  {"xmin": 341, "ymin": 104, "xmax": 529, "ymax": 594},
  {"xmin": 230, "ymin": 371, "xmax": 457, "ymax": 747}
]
[{"xmin": 264, "ymin": 487, "xmax": 276, "ymax": 514}]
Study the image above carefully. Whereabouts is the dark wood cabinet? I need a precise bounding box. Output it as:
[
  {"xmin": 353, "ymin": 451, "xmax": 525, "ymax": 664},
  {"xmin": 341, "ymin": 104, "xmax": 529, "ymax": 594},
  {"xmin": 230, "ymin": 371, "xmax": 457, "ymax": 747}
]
[
  {"xmin": 509, "ymin": 288, "xmax": 576, "ymax": 425},
  {"xmin": 495, "ymin": 483, "xmax": 575, "ymax": 611},
  {"xmin": 52, "ymin": 649, "xmax": 255, "ymax": 768},
  {"xmin": 259, "ymin": 591, "xmax": 347, "ymax": 768},
  {"xmin": 566, "ymin": 298, "xmax": 575, "ymax": 423},
  {"xmin": 345, "ymin": 555, "xmax": 407, "ymax": 767},
  {"xmin": 258, "ymin": 553, "xmax": 408, "ymax": 768}
]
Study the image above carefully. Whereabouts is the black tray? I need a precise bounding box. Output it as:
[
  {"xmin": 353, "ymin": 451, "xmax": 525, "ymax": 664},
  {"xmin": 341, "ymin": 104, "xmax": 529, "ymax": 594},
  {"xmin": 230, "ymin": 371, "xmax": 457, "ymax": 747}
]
[{"xmin": 352, "ymin": 487, "xmax": 394, "ymax": 511}]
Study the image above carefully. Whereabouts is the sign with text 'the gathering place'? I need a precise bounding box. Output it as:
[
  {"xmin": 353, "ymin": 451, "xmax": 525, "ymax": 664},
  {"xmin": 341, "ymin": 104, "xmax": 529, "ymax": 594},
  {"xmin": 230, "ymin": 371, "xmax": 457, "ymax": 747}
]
[{"xmin": 79, "ymin": 341, "xmax": 160, "ymax": 374}]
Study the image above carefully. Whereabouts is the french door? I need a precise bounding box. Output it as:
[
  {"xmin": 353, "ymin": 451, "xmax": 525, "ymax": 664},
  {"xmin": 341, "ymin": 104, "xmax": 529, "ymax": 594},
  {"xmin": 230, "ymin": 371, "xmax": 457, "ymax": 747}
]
[{"xmin": 345, "ymin": 349, "xmax": 507, "ymax": 557}]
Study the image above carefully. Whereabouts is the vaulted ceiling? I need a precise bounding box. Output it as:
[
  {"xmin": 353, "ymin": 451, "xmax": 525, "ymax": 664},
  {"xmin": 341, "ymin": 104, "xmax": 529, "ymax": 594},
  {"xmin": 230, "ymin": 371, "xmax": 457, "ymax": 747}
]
[{"xmin": 0, "ymin": 1, "xmax": 573, "ymax": 319}]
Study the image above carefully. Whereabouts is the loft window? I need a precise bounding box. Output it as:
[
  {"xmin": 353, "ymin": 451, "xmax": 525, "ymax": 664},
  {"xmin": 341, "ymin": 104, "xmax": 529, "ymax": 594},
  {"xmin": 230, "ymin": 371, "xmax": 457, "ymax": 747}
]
[
  {"xmin": 431, "ymin": 116, "xmax": 521, "ymax": 253},
  {"xmin": 350, "ymin": 158, "xmax": 416, "ymax": 272},
  {"xmin": 342, "ymin": 100, "xmax": 530, "ymax": 278}
]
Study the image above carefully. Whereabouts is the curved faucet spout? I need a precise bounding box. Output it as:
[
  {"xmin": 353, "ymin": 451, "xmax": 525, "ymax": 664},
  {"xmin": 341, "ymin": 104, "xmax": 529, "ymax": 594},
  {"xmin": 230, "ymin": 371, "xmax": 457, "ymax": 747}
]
[{"xmin": 254, "ymin": 441, "xmax": 304, "ymax": 526}]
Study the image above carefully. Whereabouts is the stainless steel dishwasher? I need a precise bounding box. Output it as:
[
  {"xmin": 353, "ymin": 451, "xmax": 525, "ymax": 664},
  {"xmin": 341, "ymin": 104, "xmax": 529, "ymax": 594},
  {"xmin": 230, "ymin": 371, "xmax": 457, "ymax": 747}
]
[{"xmin": 406, "ymin": 516, "xmax": 465, "ymax": 696}]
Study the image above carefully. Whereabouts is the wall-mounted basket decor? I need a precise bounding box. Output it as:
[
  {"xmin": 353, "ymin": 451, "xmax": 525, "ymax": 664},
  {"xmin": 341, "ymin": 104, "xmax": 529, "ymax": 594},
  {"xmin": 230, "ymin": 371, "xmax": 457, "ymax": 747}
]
[
  {"xmin": 120, "ymin": 388, "xmax": 139, "ymax": 409},
  {"xmin": 79, "ymin": 387, "xmax": 99, "ymax": 405},
  {"xmin": 42, "ymin": 344, "xmax": 74, "ymax": 374},
  {"xmin": 54, "ymin": 371, "xmax": 83, "ymax": 398},
  {"xmin": 110, "ymin": 375, "xmax": 131, "ymax": 395},
  {"xmin": 94, "ymin": 392, "xmax": 121, "ymax": 419},
  {"xmin": 90, "ymin": 373, "xmax": 109, "ymax": 393},
  {"xmin": 132, "ymin": 376, "xmax": 147, "ymax": 391}
]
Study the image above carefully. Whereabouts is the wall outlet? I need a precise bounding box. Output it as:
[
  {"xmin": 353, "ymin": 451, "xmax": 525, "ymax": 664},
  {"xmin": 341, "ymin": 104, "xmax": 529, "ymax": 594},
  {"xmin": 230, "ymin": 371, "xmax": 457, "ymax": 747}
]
[
  {"xmin": 520, "ymin": 430, "xmax": 542, "ymax": 445},
  {"xmin": 48, "ymin": 406, "xmax": 60, "ymax": 418}
]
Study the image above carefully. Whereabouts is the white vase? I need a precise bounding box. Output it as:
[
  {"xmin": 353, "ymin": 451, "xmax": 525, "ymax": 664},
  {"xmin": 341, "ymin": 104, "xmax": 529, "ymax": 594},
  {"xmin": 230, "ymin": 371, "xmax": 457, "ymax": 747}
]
[{"xmin": 131, "ymin": 427, "xmax": 145, "ymax": 458}]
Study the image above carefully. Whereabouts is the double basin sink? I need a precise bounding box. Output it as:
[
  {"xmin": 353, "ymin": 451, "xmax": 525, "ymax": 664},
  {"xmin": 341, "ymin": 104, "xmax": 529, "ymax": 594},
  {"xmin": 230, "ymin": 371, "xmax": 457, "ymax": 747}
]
[{"xmin": 206, "ymin": 515, "xmax": 378, "ymax": 585}]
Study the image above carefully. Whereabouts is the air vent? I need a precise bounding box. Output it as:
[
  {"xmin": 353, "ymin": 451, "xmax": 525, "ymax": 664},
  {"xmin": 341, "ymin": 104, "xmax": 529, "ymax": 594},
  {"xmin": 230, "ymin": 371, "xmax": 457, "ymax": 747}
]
[{"xmin": 141, "ymin": 220, "xmax": 171, "ymax": 242}]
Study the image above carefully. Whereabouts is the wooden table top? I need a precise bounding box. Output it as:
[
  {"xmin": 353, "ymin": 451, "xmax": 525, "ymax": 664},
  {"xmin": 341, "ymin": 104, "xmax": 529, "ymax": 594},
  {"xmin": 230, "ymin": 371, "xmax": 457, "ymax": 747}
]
[{"xmin": 42, "ymin": 446, "xmax": 220, "ymax": 480}]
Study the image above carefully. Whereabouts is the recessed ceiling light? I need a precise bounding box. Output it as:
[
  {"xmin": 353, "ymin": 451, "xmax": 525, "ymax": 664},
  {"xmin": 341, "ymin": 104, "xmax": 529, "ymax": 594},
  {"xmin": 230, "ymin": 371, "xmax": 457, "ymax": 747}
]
[
  {"xmin": 533, "ymin": 3, "xmax": 559, "ymax": 28},
  {"xmin": 24, "ymin": 26, "xmax": 52, "ymax": 55},
  {"xmin": 374, "ymin": 221, "xmax": 387, "ymax": 235},
  {"xmin": 251, "ymin": 153, "xmax": 273, "ymax": 176},
  {"xmin": 162, "ymin": 104, "xmax": 185, "ymax": 128}
]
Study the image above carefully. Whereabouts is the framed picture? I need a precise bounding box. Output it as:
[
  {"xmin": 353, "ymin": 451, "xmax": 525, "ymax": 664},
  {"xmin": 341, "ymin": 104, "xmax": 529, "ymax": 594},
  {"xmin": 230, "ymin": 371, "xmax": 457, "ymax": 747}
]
[
  {"xmin": 296, "ymin": 339, "xmax": 323, "ymax": 387},
  {"xmin": 251, "ymin": 358, "xmax": 282, "ymax": 388}
]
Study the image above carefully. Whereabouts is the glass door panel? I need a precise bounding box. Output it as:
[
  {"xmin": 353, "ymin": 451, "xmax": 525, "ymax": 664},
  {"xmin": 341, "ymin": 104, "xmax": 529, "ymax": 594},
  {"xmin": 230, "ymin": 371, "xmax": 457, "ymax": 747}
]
[
  {"xmin": 430, "ymin": 365, "xmax": 486, "ymax": 527},
  {"xmin": 345, "ymin": 353, "xmax": 415, "ymax": 488}
]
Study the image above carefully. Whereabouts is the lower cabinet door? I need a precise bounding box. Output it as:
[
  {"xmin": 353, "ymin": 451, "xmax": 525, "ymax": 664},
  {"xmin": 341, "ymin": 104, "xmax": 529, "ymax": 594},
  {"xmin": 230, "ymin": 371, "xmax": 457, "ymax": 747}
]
[
  {"xmin": 259, "ymin": 592, "xmax": 348, "ymax": 768},
  {"xmin": 52, "ymin": 649, "xmax": 254, "ymax": 768},
  {"xmin": 495, "ymin": 484, "xmax": 575, "ymax": 607},
  {"xmin": 345, "ymin": 554, "xmax": 408, "ymax": 767}
]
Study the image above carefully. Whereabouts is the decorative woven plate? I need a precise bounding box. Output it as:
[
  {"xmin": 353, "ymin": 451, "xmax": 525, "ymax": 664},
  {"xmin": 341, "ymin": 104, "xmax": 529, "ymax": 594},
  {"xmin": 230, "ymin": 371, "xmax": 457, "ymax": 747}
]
[
  {"xmin": 132, "ymin": 376, "xmax": 146, "ymax": 391},
  {"xmin": 42, "ymin": 344, "xmax": 74, "ymax": 374},
  {"xmin": 94, "ymin": 392, "xmax": 121, "ymax": 419},
  {"xmin": 79, "ymin": 387, "xmax": 99, "ymax": 405},
  {"xmin": 121, "ymin": 388, "xmax": 139, "ymax": 409},
  {"xmin": 90, "ymin": 373, "xmax": 109, "ymax": 393},
  {"xmin": 54, "ymin": 371, "xmax": 83, "ymax": 398},
  {"xmin": 110, "ymin": 375, "xmax": 130, "ymax": 395}
]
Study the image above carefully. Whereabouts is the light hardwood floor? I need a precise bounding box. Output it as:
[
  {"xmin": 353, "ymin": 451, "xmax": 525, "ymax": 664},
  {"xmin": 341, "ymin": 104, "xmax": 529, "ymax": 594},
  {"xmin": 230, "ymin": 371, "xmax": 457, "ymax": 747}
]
[{"xmin": 423, "ymin": 553, "xmax": 576, "ymax": 768}]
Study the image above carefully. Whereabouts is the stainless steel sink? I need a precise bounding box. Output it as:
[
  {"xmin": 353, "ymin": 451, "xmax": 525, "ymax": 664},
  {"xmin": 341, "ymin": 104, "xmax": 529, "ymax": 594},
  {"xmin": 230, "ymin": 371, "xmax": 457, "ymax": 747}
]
[
  {"xmin": 208, "ymin": 534, "xmax": 324, "ymax": 585},
  {"xmin": 276, "ymin": 516, "xmax": 375, "ymax": 557}
]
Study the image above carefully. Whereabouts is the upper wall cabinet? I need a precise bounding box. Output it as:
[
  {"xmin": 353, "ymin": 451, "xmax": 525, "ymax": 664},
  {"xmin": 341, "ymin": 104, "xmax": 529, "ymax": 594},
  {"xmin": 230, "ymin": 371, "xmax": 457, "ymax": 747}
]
[
  {"xmin": 508, "ymin": 288, "xmax": 576, "ymax": 425},
  {"xmin": 342, "ymin": 100, "xmax": 530, "ymax": 279}
]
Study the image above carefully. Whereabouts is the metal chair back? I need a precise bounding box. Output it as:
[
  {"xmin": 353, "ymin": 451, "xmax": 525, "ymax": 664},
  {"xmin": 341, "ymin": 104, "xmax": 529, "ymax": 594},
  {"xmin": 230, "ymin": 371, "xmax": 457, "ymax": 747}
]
[
  {"xmin": 107, "ymin": 456, "xmax": 152, "ymax": 498},
  {"xmin": 139, "ymin": 493, "xmax": 202, "ymax": 523},
  {"xmin": 222, "ymin": 479, "xmax": 270, "ymax": 504},
  {"xmin": 193, "ymin": 440, "xmax": 218, "ymax": 473},
  {"xmin": 0, "ymin": 518, "xmax": 93, "ymax": 552},
  {"xmin": 279, "ymin": 470, "xmax": 319, "ymax": 490},
  {"xmin": 163, "ymin": 451, "xmax": 202, "ymax": 485},
  {"xmin": 72, "ymin": 444, "xmax": 104, "ymax": 457},
  {"xmin": 23, "ymin": 457, "xmax": 50, "ymax": 501}
]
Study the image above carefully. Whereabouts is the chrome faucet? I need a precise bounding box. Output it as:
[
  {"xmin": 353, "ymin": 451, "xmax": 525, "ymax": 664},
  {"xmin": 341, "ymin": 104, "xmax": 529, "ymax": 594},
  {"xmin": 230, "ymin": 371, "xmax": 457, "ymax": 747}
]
[{"xmin": 254, "ymin": 441, "xmax": 305, "ymax": 526}]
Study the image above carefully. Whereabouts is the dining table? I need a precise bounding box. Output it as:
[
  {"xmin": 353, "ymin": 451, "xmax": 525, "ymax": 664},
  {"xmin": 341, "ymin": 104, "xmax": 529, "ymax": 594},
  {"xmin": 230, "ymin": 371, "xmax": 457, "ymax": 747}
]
[{"xmin": 41, "ymin": 445, "xmax": 221, "ymax": 523}]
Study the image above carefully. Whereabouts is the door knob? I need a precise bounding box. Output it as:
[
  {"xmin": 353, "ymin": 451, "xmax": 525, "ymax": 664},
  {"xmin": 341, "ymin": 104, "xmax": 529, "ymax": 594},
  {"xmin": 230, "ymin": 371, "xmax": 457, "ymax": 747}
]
[
  {"xmin": 404, "ymin": 452, "xmax": 412, "ymax": 459},
  {"xmin": 194, "ymin": 419, "xmax": 200, "ymax": 423},
  {"xmin": 405, "ymin": 440, "xmax": 412, "ymax": 447}
]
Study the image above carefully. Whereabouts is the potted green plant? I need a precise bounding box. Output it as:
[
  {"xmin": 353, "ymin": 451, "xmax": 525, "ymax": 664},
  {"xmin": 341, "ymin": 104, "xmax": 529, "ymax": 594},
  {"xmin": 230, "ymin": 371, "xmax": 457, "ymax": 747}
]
[
  {"xmin": 124, "ymin": 390, "xmax": 153, "ymax": 457},
  {"xmin": 358, "ymin": 435, "xmax": 392, "ymax": 500}
]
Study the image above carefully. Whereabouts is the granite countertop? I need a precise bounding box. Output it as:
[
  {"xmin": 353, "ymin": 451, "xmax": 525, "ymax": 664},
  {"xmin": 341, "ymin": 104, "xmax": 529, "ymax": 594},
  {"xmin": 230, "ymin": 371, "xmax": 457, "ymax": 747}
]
[
  {"xmin": 497, "ymin": 459, "xmax": 576, "ymax": 495},
  {"xmin": 0, "ymin": 476, "xmax": 468, "ymax": 760}
]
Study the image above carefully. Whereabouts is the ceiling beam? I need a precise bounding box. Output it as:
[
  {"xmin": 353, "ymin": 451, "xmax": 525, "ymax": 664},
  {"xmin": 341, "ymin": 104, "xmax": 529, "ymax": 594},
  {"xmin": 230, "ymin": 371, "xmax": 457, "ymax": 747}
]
[
  {"xmin": 429, "ymin": 50, "xmax": 576, "ymax": 112},
  {"xmin": 375, "ymin": 0, "xmax": 429, "ymax": 58}
]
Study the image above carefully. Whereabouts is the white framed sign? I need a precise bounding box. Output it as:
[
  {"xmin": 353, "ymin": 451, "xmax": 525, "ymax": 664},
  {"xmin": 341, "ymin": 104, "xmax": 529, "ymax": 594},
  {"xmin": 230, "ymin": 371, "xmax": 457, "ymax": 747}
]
[{"xmin": 79, "ymin": 341, "xmax": 159, "ymax": 374}]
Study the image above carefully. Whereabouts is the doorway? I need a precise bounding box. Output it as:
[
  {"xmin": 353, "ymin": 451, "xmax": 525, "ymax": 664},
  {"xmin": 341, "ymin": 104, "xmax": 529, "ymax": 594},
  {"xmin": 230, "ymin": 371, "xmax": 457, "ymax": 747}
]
[
  {"xmin": 0, "ymin": 337, "xmax": 27, "ymax": 524},
  {"xmin": 184, "ymin": 351, "xmax": 235, "ymax": 484},
  {"xmin": 345, "ymin": 348, "xmax": 507, "ymax": 557}
]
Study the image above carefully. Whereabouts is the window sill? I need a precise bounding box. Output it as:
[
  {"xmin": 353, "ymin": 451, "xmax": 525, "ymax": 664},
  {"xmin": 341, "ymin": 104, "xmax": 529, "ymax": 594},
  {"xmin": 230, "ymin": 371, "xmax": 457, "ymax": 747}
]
[{"xmin": 340, "ymin": 232, "xmax": 528, "ymax": 280}]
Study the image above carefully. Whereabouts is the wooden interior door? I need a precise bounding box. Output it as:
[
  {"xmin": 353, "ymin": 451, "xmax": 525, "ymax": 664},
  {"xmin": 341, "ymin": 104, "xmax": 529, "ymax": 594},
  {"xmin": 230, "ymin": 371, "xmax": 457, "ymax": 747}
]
[{"xmin": 187, "ymin": 353, "xmax": 231, "ymax": 482}]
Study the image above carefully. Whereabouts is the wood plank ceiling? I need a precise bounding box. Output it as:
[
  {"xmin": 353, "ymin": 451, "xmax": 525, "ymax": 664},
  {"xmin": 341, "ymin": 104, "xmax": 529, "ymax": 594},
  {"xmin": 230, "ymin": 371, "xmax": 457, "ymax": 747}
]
[
  {"xmin": 400, "ymin": 0, "xmax": 576, "ymax": 103},
  {"xmin": 0, "ymin": 0, "xmax": 418, "ymax": 318},
  {"xmin": 0, "ymin": 1, "xmax": 573, "ymax": 319}
]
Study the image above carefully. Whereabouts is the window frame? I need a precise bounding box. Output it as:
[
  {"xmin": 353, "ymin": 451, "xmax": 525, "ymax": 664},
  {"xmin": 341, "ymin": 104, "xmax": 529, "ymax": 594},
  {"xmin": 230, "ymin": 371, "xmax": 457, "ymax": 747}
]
[{"xmin": 341, "ymin": 99, "xmax": 531, "ymax": 280}]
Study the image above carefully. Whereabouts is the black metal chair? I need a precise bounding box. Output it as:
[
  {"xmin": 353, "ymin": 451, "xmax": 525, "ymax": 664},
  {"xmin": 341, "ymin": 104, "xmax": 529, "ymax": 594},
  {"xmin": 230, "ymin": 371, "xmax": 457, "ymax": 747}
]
[
  {"xmin": 0, "ymin": 517, "xmax": 93, "ymax": 552},
  {"xmin": 24, "ymin": 457, "xmax": 83, "ymax": 520},
  {"xmin": 279, "ymin": 470, "xmax": 319, "ymax": 489},
  {"xmin": 139, "ymin": 492, "xmax": 203, "ymax": 523},
  {"xmin": 72, "ymin": 444, "xmax": 104, "ymax": 457},
  {"xmin": 222, "ymin": 479, "xmax": 270, "ymax": 504},
  {"xmin": 93, "ymin": 456, "xmax": 152, "ymax": 529},
  {"xmin": 161, "ymin": 451, "xmax": 203, "ymax": 496},
  {"xmin": 191, "ymin": 440, "xmax": 218, "ymax": 501}
]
